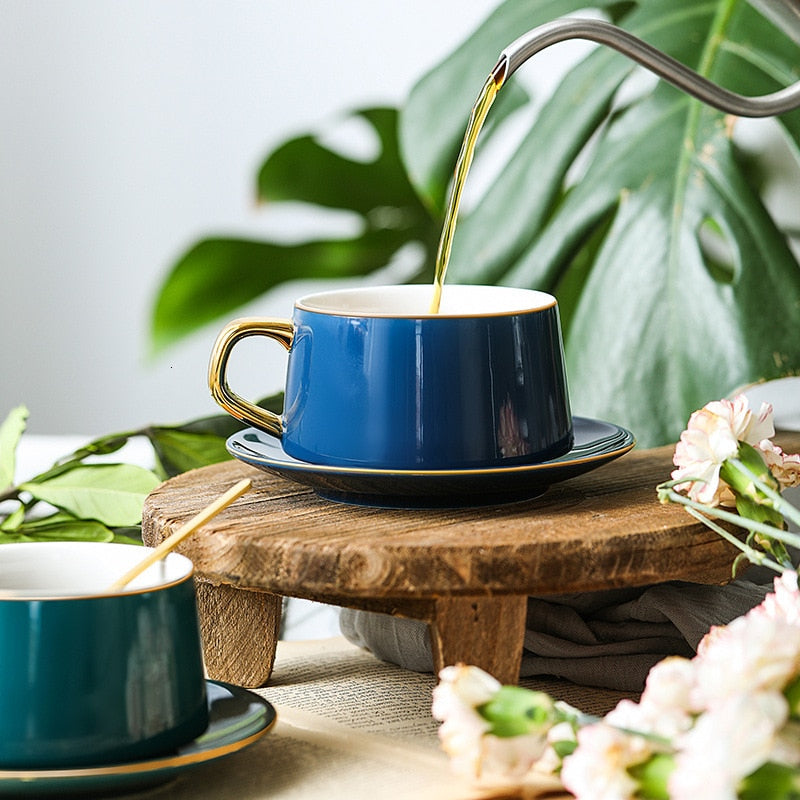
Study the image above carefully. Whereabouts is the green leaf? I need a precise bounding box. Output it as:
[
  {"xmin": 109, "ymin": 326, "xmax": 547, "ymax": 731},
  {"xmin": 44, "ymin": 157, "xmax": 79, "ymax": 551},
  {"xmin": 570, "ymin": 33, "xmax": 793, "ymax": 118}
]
[
  {"xmin": 547, "ymin": 92, "xmax": 800, "ymax": 442},
  {"xmin": 0, "ymin": 531, "xmax": 34, "ymax": 544},
  {"xmin": 0, "ymin": 511, "xmax": 118, "ymax": 544},
  {"xmin": 20, "ymin": 464, "xmax": 161, "ymax": 527},
  {"xmin": 628, "ymin": 753, "xmax": 674, "ymax": 800},
  {"xmin": 9, "ymin": 519, "xmax": 115, "ymax": 544},
  {"xmin": 140, "ymin": 395, "xmax": 283, "ymax": 477},
  {"xmin": 146, "ymin": 429, "xmax": 231, "ymax": 478},
  {"xmin": 404, "ymin": 0, "xmax": 800, "ymax": 446},
  {"xmin": 0, "ymin": 405, "xmax": 28, "ymax": 491},
  {"xmin": 0, "ymin": 505, "xmax": 25, "ymax": 532},
  {"xmin": 257, "ymin": 108, "xmax": 427, "ymax": 215},
  {"xmin": 399, "ymin": 0, "xmax": 630, "ymax": 212},
  {"xmin": 111, "ymin": 528, "xmax": 144, "ymax": 546},
  {"xmin": 15, "ymin": 510, "xmax": 85, "ymax": 529},
  {"xmin": 57, "ymin": 431, "xmax": 137, "ymax": 464},
  {"xmin": 31, "ymin": 430, "xmax": 139, "ymax": 484},
  {"xmin": 150, "ymin": 231, "xmax": 418, "ymax": 354},
  {"xmin": 740, "ymin": 762, "xmax": 800, "ymax": 800}
]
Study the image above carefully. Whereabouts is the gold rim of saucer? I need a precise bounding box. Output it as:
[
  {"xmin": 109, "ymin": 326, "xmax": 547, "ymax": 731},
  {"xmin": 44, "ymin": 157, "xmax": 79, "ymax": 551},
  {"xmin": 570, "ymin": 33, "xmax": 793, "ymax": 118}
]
[
  {"xmin": 0, "ymin": 681, "xmax": 276, "ymax": 780},
  {"xmin": 0, "ymin": 727, "xmax": 270, "ymax": 780},
  {"xmin": 233, "ymin": 418, "xmax": 635, "ymax": 477}
]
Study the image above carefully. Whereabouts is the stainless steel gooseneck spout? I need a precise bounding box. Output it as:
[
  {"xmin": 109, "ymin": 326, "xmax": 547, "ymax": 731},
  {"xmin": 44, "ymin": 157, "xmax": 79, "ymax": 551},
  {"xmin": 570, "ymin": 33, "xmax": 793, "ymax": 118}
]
[{"xmin": 498, "ymin": 17, "xmax": 800, "ymax": 118}]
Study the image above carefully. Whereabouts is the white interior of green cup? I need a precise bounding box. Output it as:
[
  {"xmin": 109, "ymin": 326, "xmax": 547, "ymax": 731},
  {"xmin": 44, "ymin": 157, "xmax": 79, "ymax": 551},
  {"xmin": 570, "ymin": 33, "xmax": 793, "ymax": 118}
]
[
  {"xmin": 0, "ymin": 542, "xmax": 193, "ymax": 598},
  {"xmin": 296, "ymin": 284, "xmax": 557, "ymax": 316}
]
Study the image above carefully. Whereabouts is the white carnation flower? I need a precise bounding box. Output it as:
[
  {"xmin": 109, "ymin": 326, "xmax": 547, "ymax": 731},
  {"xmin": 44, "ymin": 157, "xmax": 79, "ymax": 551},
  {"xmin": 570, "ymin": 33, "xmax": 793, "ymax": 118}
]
[
  {"xmin": 432, "ymin": 665, "xmax": 498, "ymax": 778},
  {"xmin": 561, "ymin": 721, "xmax": 648, "ymax": 800},
  {"xmin": 754, "ymin": 570, "xmax": 800, "ymax": 627},
  {"xmin": 669, "ymin": 691, "xmax": 788, "ymax": 800},
  {"xmin": 634, "ymin": 656, "xmax": 696, "ymax": 737},
  {"xmin": 694, "ymin": 606, "xmax": 800, "ymax": 708},
  {"xmin": 671, "ymin": 395, "xmax": 777, "ymax": 506}
]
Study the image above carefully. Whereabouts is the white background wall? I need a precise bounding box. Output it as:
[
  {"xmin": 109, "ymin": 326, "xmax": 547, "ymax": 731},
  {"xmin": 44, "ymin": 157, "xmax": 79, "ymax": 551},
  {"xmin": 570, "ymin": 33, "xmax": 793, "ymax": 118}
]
[{"xmin": 1, "ymin": 0, "xmax": 502, "ymax": 435}]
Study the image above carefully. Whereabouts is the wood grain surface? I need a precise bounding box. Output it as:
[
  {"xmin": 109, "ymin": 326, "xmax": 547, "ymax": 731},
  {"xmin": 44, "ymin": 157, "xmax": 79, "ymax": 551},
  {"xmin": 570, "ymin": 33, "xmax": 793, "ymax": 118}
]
[
  {"xmin": 143, "ymin": 438, "xmax": 800, "ymax": 599},
  {"xmin": 142, "ymin": 431, "xmax": 800, "ymax": 686}
]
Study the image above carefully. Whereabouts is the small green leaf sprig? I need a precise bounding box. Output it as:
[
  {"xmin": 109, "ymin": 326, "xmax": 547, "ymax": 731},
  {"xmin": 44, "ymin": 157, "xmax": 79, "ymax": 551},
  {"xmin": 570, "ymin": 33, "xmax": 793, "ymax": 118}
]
[{"xmin": 0, "ymin": 399, "xmax": 276, "ymax": 545}]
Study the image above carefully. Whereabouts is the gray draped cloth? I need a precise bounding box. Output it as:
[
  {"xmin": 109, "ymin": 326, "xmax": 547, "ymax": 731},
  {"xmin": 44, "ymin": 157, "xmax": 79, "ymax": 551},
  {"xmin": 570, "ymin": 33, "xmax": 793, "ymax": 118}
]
[{"xmin": 339, "ymin": 580, "xmax": 770, "ymax": 692}]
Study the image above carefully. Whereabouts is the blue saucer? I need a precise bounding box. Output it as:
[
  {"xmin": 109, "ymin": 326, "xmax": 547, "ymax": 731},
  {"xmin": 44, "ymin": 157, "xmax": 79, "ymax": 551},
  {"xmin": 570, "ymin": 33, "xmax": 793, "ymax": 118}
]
[
  {"xmin": 0, "ymin": 681, "xmax": 276, "ymax": 797},
  {"xmin": 227, "ymin": 416, "xmax": 635, "ymax": 507}
]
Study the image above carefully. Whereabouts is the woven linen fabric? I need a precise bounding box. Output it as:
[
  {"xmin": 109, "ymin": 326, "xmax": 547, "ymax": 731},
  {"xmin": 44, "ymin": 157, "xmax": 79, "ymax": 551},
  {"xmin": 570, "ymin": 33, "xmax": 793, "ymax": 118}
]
[{"xmin": 339, "ymin": 580, "xmax": 770, "ymax": 692}]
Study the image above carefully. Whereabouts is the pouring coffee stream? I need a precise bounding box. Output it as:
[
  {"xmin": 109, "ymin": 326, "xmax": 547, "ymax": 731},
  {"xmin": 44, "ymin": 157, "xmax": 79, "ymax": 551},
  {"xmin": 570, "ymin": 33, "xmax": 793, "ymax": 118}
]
[{"xmin": 429, "ymin": 14, "xmax": 800, "ymax": 313}]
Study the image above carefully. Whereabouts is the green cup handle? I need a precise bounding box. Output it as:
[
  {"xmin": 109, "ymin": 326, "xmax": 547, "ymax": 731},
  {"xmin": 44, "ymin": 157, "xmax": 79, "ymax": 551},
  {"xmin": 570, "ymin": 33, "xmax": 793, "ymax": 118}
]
[{"xmin": 208, "ymin": 317, "xmax": 294, "ymax": 436}]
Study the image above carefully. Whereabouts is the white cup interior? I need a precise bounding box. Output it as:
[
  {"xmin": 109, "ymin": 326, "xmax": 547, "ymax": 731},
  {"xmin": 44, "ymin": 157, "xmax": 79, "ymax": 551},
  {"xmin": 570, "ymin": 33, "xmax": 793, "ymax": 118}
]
[
  {"xmin": 0, "ymin": 542, "xmax": 193, "ymax": 598},
  {"xmin": 296, "ymin": 284, "xmax": 556, "ymax": 317}
]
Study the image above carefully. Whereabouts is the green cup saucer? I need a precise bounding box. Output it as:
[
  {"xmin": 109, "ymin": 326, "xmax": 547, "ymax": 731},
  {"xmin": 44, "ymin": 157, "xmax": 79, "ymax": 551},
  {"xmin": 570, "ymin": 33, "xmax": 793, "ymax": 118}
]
[{"xmin": 0, "ymin": 681, "xmax": 276, "ymax": 797}]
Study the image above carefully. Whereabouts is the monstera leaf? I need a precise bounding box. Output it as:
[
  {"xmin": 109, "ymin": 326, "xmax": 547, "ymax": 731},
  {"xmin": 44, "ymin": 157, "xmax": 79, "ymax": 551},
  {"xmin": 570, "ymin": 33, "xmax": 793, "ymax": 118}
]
[
  {"xmin": 402, "ymin": 0, "xmax": 800, "ymax": 445},
  {"xmin": 151, "ymin": 0, "xmax": 800, "ymax": 447}
]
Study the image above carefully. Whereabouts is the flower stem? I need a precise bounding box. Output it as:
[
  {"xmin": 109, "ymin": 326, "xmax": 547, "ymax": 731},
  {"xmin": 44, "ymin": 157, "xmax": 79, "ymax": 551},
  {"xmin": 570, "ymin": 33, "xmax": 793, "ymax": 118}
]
[
  {"xmin": 658, "ymin": 484, "xmax": 800, "ymax": 551},
  {"xmin": 684, "ymin": 506, "xmax": 784, "ymax": 574}
]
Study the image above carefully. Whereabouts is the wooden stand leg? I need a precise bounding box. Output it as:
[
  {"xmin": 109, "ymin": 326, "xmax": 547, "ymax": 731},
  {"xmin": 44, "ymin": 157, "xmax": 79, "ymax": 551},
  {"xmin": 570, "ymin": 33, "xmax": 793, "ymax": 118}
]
[
  {"xmin": 428, "ymin": 595, "xmax": 527, "ymax": 685},
  {"xmin": 194, "ymin": 579, "xmax": 283, "ymax": 688}
]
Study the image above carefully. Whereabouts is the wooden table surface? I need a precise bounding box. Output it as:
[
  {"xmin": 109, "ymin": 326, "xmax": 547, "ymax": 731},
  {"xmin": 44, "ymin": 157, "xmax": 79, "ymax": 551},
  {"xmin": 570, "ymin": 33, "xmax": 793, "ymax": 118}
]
[{"xmin": 142, "ymin": 431, "xmax": 800, "ymax": 686}]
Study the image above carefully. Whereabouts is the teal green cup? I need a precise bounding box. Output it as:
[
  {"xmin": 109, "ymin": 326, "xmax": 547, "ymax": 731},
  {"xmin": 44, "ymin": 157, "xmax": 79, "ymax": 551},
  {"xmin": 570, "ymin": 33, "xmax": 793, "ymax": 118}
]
[{"xmin": 0, "ymin": 542, "xmax": 209, "ymax": 768}]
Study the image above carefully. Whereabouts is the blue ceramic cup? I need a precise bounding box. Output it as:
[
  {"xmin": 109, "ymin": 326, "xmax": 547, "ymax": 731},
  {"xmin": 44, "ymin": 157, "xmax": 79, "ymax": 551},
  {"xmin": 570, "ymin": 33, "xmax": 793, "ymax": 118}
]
[
  {"xmin": 208, "ymin": 284, "xmax": 572, "ymax": 470},
  {"xmin": 0, "ymin": 542, "xmax": 209, "ymax": 768}
]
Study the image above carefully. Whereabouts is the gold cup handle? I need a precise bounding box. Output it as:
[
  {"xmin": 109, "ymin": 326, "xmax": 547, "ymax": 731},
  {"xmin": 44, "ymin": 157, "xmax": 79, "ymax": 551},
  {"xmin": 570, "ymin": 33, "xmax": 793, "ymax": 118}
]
[{"xmin": 208, "ymin": 317, "xmax": 295, "ymax": 437}]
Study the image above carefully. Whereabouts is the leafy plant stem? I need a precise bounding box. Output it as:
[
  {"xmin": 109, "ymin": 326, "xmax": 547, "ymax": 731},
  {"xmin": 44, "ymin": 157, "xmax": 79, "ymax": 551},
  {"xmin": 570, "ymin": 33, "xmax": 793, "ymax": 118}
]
[
  {"xmin": 684, "ymin": 505, "xmax": 785, "ymax": 574},
  {"xmin": 0, "ymin": 402, "xmax": 248, "ymax": 543},
  {"xmin": 658, "ymin": 483, "xmax": 800, "ymax": 551}
]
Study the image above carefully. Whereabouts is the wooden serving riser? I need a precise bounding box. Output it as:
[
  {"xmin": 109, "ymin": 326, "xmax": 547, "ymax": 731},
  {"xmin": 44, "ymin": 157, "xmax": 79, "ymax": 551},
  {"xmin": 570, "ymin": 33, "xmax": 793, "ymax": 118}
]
[{"xmin": 142, "ymin": 432, "xmax": 800, "ymax": 687}]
